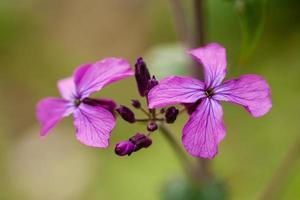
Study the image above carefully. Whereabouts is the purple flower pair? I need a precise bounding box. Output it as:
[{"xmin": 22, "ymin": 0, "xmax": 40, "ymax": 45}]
[
  {"xmin": 148, "ymin": 43, "xmax": 272, "ymax": 159},
  {"xmin": 36, "ymin": 58, "xmax": 133, "ymax": 147},
  {"xmin": 36, "ymin": 43, "xmax": 272, "ymax": 159}
]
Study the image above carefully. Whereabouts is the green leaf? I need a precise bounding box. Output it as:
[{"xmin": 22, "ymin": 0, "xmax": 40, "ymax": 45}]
[{"xmin": 235, "ymin": 0, "xmax": 266, "ymax": 63}]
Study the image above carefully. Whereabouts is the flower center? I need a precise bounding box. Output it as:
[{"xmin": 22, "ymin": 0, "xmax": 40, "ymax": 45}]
[
  {"xmin": 74, "ymin": 99, "xmax": 81, "ymax": 107},
  {"xmin": 205, "ymin": 88, "xmax": 214, "ymax": 98}
]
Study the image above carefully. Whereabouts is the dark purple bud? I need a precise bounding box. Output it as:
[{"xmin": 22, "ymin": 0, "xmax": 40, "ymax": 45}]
[
  {"xmin": 115, "ymin": 141, "xmax": 135, "ymax": 156},
  {"xmin": 160, "ymin": 108, "xmax": 165, "ymax": 114},
  {"xmin": 182, "ymin": 99, "xmax": 201, "ymax": 115},
  {"xmin": 135, "ymin": 57, "xmax": 151, "ymax": 97},
  {"xmin": 165, "ymin": 106, "xmax": 179, "ymax": 123},
  {"xmin": 116, "ymin": 106, "xmax": 135, "ymax": 123},
  {"xmin": 147, "ymin": 122, "xmax": 158, "ymax": 132},
  {"xmin": 82, "ymin": 98, "xmax": 117, "ymax": 114},
  {"xmin": 129, "ymin": 133, "xmax": 152, "ymax": 151},
  {"xmin": 148, "ymin": 75, "xmax": 158, "ymax": 91},
  {"xmin": 131, "ymin": 99, "xmax": 141, "ymax": 109}
]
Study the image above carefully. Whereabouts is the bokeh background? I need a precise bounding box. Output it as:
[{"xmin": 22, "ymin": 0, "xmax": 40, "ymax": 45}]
[{"xmin": 0, "ymin": 0, "xmax": 300, "ymax": 199}]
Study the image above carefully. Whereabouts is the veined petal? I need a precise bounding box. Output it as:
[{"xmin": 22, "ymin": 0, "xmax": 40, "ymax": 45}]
[
  {"xmin": 148, "ymin": 76, "xmax": 206, "ymax": 108},
  {"xmin": 74, "ymin": 58, "xmax": 134, "ymax": 98},
  {"xmin": 214, "ymin": 74, "xmax": 272, "ymax": 117},
  {"xmin": 182, "ymin": 98, "xmax": 226, "ymax": 159},
  {"xmin": 36, "ymin": 97, "xmax": 75, "ymax": 136},
  {"xmin": 188, "ymin": 43, "xmax": 227, "ymax": 88},
  {"xmin": 73, "ymin": 103, "xmax": 116, "ymax": 148},
  {"xmin": 57, "ymin": 77, "xmax": 77, "ymax": 100}
]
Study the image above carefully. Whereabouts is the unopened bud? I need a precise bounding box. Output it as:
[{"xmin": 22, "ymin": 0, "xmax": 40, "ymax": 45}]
[
  {"xmin": 115, "ymin": 141, "xmax": 135, "ymax": 156},
  {"xmin": 116, "ymin": 106, "xmax": 135, "ymax": 123},
  {"xmin": 131, "ymin": 99, "xmax": 141, "ymax": 109},
  {"xmin": 165, "ymin": 106, "xmax": 179, "ymax": 123},
  {"xmin": 129, "ymin": 133, "xmax": 152, "ymax": 151},
  {"xmin": 147, "ymin": 122, "xmax": 158, "ymax": 132},
  {"xmin": 135, "ymin": 57, "xmax": 151, "ymax": 97}
]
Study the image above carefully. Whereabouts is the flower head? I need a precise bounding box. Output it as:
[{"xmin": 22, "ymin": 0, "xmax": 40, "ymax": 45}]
[
  {"xmin": 148, "ymin": 43, "xmax": 272, "ymax": 159},
  {"xmin": 36, "ymin": 58, "xmax": 133, "ymax": 147}
]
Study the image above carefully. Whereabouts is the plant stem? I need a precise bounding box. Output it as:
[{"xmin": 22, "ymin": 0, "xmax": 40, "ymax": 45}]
[
  {"xmin": 168, "ymin": 0, "xmax": 190, "ymax": 44},
  {"xmin": 191, "ymin": 0, "xmax": 212, "ymax": 182},
  {"xmin": 159, "ymin": 123, "xmax": 193, "ymax": 177},
  {"xmin": 168, "ymin": 0, "xmax": 211, "ymax": 183},
  {"xmin": 193, "ymin": 0, "xmax": 205, "ymax": 47},
  {"xmin": 259, "ymin": 134, "xmax": 300, "ymax": 200},
  {"xmin": 139, "ymin": 107, "xmax": 151, "ymax": 118}
]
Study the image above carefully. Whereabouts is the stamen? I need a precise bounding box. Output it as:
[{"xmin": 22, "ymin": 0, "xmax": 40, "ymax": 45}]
[
  {"xmin": 74, "ymin": 99, "xmax": 81, "ymax": 106},
  {"xmin": 205, "ymin": 88, "xmax": 214, "ymax": 98}
]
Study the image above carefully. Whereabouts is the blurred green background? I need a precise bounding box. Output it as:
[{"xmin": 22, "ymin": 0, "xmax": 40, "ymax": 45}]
[{"xmin": 0, "ymin": 0, "xmax": 300, "ymax": 199}]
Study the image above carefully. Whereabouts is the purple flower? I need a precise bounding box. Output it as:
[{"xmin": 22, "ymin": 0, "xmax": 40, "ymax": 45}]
[
  {"xmin": 36, "ymin": 58, "xmax": 133, "ymax": 148},
  {"xmin": 148, "ymin": 43, "xmax": 272, "ymax": 159}
]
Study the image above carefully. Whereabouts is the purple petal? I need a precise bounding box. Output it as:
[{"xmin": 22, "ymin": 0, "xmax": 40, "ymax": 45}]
[
  {"xmin": 182, "ymin": 98, "xmax": 226, "ymax": 159},
  {"xmin": 74, "ymin": 58, "xmax": 134, "ymax": 98},
  {"xmin": 73, "ymin": 103, "xmax": 116, "ymax": 148},
  {"xmin": 188, "ymin": 43, "xmax": 227, "ymax": 88},
  {"xmin": 148, "ymin": 76, "xmax": 206, "ymax": 108},
  {"xmin": 36, "ymin": 97, "xmax": 75, "ymax": 136},
  {"xmin": 57, "ymin": 77, "xmax": 77, "ymax": 100},
  {"xmin": 214, "ymin": 74, "xmax": 272, "ymax": 117}
]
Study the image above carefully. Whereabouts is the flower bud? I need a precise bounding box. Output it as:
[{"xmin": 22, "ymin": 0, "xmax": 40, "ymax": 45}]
[
  {"xmin": 135, "ymin": 57, "xmax": 151, "ymax": 97},
  {"xmin": 129, "ymin": 133, "xmax": 152, "ymax": 151},
  {"xmin": 115, "ymin": 141, "xmax": 135, "ymax": 156},
  {"xmin": 165, "ymin": 106, "xmax": 179, "ymax": 123},
  {"xmin": 131, "ymin": 99, "xmax": 141, "ymax": 109},
  {"xmin": 148, "ymin": 75, "xmax": 158, "ymax": 91},
  {"xmin": 116, "ymin": 106, "xmax": 135, "ymax": 123},
  {"xmin": 147, "ymin": 122, "xmax": 158, "ymax": 132}
]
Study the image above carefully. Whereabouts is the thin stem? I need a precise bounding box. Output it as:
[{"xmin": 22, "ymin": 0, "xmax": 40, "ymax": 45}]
[
  {"xmin": 168, "ymin": 0, "xmax": 211, "ymax": 183},
  {"xmin": 139, "ymin": 107, "xmax": 151, "ymax": 118},
  {"xmin": 168, "ymin": 0, "xmax": 190, "ymax": 44},
  {"xmin": 135, "ymin": 118, "xmax": 164, "ymax": 122},
  {"xmin": 259, "ymin": 134, "xmax": 300, "ymax": 200},
  {"xmin": 159, "ymin": 123, "xmax": 193, "ymax": 177},
  {"xmin": 191, "ymin": 0, "xmax": 205, "ymax": 78},
  {"xmin": 193, "ymin": 0, "xmax": 205, "ymax": 47},
  {"xmin": 191, "ymin": 0, "xmax": 212, "ymax": 182},
  {"xmin": 135, "ymin": 119, "xmax": 150, "ymax": 122}
]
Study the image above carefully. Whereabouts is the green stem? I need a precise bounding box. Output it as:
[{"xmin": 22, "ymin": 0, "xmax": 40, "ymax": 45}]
[{"xmin": 168, "ymin": 0, "xmax": 190, "ymax": 44}]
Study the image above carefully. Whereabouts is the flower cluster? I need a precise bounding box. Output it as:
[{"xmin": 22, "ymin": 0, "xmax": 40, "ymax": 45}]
[{"xmin": 36, "ymin": 43, "xmax": 272, "ymax": 159}]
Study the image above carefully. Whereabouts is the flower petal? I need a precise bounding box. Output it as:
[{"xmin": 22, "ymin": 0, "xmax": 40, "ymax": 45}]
[
  {"xmin": 57, "ymin": 77, "xmax": 77, "ymax": 100},
  {"xmin": 36, "ymin": 97, "xmax": 75, "ymax": 136},
  {"xmin": 182, "ymin": 98, "xmax": 226, "ymax": 159},
  {"xmin": 188, "ymin": 43, "xmax": 227, "ymax": 88},
  {"xmin": 74, "ymin": 58, "xmax": 134, "ymax": 98},
  {"xmin": 73, "ymin": 103, "xmax": 116, "ymax": 148},
  {"xmin": 148, "ymin": 76, "xmax": 206, "ymax": 108},
  {"xmin": 214, "ymin": 74, "xmax": 272, "ymax": 117}
]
